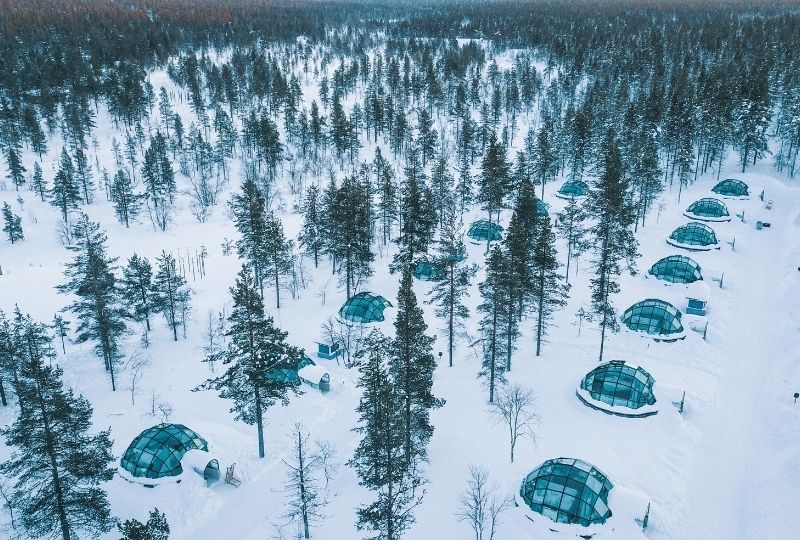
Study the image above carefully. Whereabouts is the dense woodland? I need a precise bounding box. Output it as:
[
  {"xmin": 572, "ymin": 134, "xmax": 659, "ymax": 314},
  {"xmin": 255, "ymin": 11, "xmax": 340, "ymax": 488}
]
[{"xmin": 1, "ymin": 1, "xmax": 799, "ymax": 539}]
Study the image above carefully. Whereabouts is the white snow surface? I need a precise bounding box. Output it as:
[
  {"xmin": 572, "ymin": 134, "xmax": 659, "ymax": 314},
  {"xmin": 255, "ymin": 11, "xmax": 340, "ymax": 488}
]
[{"xmin": 1, "ymin": 53, "xmax": 799, "ymax": 540}]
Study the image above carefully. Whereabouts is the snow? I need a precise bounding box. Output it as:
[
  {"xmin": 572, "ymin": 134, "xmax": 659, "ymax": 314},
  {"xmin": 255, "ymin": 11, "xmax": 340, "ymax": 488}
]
[{"xmin": 1, "ymin": 44, "xmax": 799, "ymax": 540}]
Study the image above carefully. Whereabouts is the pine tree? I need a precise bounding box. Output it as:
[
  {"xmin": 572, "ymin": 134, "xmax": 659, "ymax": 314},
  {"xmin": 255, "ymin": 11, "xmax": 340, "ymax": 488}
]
[
  {"xmin": 299, "ymin": 184, "xmax": 323, "ymax": 268},
  {"xmin": 2, "ymin": 202, "xmax": 23, "ymax": 243},
  {"xmin": 57, "ymin": 215, "xmax": 127, "ymax": 390},
  {"xmin": 1, "ymin": 333, "xmax": 114, "ymax": 540},
  {"xmin": 392, "ymin": 150, "xmax": 436, "ymax": 273},
  {"xmin": 263, "ymin": 212, "xmax": 294, "ymax": 309},
  {"xmin": 119, "ymin": 508, "xmax": 170, "ymax": 540},
  {"xmin": 196, "ymin": 266, "xmax": 302, "ymax": 458},
  {"xmin": 50, "ymin": 148, "xmax": 82, "ymax": 222},
  {"xmin": 122, "ymin": 254, "xmax": 154, "ymax": 332},
  {"xmin": 391, "ymin": 268, "xmax": 442, "ymax": 466},
  {"xmin": 51, "ymin": 314, "xmax": 70, "ymax": 354},
  {"xmin": 141, "ymin": 132, "xmax": 175, "ymax": 231},
  {"xmin": 152, "ymin": 251, "xmax": 190, "ymax": 341},
  {"xmin": 73, "ymin": 146, "xmax": 94, "ymax": 204},
  {"xmin": 349, "ymin": 333, "xmax": 423, "ymax": 540},
  {"xmin": 31, "ymin": 161, "xmax": 47, "ymax": 202},
  {"xmin": 0, "ymin": 310, "xmax": 24, "ymax": 406},
  {"xmin": 531, "ymin": 216, "xmax": 567, "ymax": 356},
  {"xmin": 5, "ymin": 143, "xmax": 26, "ymax": 191},
  {"xmin": 329, "ymin": 175, "xmax": 374, "ymax": 298},
  {"xmin": 556, "ymin": 197, "xmax": 589, "ymax": 283},
  {"xmin": 478, "ymin": 133, "xmax": 510, "ymax": 224},
  {"xmin": 230, "ymin": 178, "xmax": 269, "ymax": 297},
  {"xmin": 587, "ymin": 130, "xmax": 638, "ymax": 362},
  {"xmin": 427, "ymin": 202, "xmax": 477, "ymax": 368},
  {"xmin": 478, "ymin": 246, "xmax": 509, "ymax": 404},
  {"xmin": 110, "ymin": 169, "xmax": 140, "ymax": 228}
]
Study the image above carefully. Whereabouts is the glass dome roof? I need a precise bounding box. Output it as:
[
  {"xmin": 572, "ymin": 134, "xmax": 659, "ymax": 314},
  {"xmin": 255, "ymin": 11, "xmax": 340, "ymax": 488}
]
[
  {"xmin": 622, "ymin": 299, "xmax": 684, "ymax": 339},
  {"xmin": 120, "ymin": 424, "xmax": 208, "ymax": 480},
  {"xmin": 556, "ymin": 180, "xmax": 589, "ymax": 199},
  {"xmin": 339, "ymin": 292, "xmax": 392, "ymax": 323},
  {"xmin": 712, "ymin": 178, "xmax": 749, "ymax": 198},
  {"xmin": 648, "ymin": 255, "xmax": 703, "ymax": 284},
  {"xmin": 537, "ymin": 200, "xmax": 550, "ymax": 216},
  {"xmin": 580, "ymin": 361, "xmax": 656, "ymax": 411},
  {"xmin": 684, "ymin": 198, "xmax": 730, "ymax": 222},
  {"xmin": 667, "ymin": 222, "xmax": 719, "ymax": 250},
  {"xmin": 412, "ymin": 259, "xmax": 443, "ymax": 281},
  {"xmin": 520, "ymin": 458, "xmax": 613, "ymax": 526},
  {"xmin": 467, "ymin": 220, "xmax": 503, "ymax": 242}
]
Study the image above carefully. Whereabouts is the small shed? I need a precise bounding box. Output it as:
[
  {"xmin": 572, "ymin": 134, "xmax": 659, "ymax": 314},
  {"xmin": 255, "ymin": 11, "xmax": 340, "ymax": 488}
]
[
  {"xmin": 298, "ymin": 365, "xmax": 331, "ymax": 392},
  {"xmin": 685, "ymin": 281, "xmax": 710, "ymax": 316},
  {"xmin": 316, "ymin": 341, "xmax": 341, "ymax": 360}
]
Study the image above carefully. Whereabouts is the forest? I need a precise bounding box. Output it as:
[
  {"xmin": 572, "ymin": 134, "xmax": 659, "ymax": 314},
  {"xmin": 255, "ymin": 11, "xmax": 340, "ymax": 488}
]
[{"xmin": 0, "ymin": 0, "xmax": 799, "ymax": 539}]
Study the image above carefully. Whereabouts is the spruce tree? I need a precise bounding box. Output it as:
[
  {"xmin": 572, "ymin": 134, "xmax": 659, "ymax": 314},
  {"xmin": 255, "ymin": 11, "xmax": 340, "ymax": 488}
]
[
  {"xmin": 51, "ymin": 314, "xmax": 70, "ymax": 355},
  {"xmin": 152, "ymin": 251, "xmax": 190, "ymax": 341},
  {"xmin": 531, "ymin": 216, "xmax": 567, "ymax": 356},
  {"xmin": 478, "ymin": 133, "xmax": 510, "ymax": 224},
  {"xmin": 142, "ymin": 132, "xmax": 175, "ymax": 231},
  {"xmin": 392, "ymin": 150, "xmax": 436, "ymax": 273},
  {"xmin": 1, "ymin": 332, "xmax": 114, "ymax": 540},
  {"xmin": 427, "ymin": 202, "xmax": 477, "ymax": 368},
  {"xmin": 230, "ymin": 178, "xmax": 268, "ymax": 297},
  {"xmin": 31, "ymin": 161, "xmax": 47, "ymax": 202},
  {"xmin": 478, "ymin": 246, "xmax": 509, "ymax": 403},
  {"xmin": 57, "ymin": 215, "xmax": 127, "ymax": 390},
  {"xmin": 196, "ymin": 266, "xmax": 302, "ymax": 458},
  {"xmin": 50, "ymin": 148, "xmax": 82, "ymax": 222},
  {"xmin": 122, "ymin": 254, "xmax": 154, "ymax": 332},
  {"xmin": 329, "ymin": 175, "xmax": 374, "ymax": 298},
  {"xmin": 263, "ymin": 212, "xmax": 293, "ymax": 309},
  {"xmin": 587, "ymin": 130, "xmax": 638, "ymax": 362},
  {"xmin": 299, "ymin": 184, "xmax": 323, "ymax": 268},
  {"xmin": 119, "ymin": 508, "xmax": 170, "ymax": 540},
  {"xmin": 349, "ymin": 333, "xmax": 423, "ymax": 540},
  {"xmin": 556, "ymin": 197, "xmax": 589, "ymax": 284},
  {"xmin": 110, "ymin": 169, "xmax": 140, "ymax": 228},
  {"xmin": 5, "ymin": 143, "xmax": 26, "ymax": 191},
  {"xmin": 2, "ymin": 202, "xmax": 23, "ymax": 243},
  {"xmin": 391, "ymin": 268, "xmax": 442, "ymax": 465},
  {"xmin": 0, "ymin": 310, "xmax": 24, "ymax": 406},
  {"xmin": 501, "ymin": 177, "xmax": 539, "ymax": 369}
]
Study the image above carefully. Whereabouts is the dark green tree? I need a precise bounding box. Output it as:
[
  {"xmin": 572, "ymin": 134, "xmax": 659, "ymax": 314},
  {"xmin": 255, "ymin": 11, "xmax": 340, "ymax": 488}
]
[
  {"xmin": 122, "ymin": 254, "xmax": 154, "ymax": 332},
  {"xmin": 531, "ymin": 216, "xmax": 567, "ymax": 355},
  {"xmin": 50, "ymin": 148, "xmax": 82, "ymax": 222},
  {"xmin": 196, "ymin": 266, "xmax": 302, "ymax": 458},
  {"xmin": 57, "ymin": 215, "xmax": 127, "ymax": 390},
  {"xmin": 587, "ymin": 130, "xmax": 638, "ymax": 361},
  {"xmin": 391, "ymin": 268, "xmax": 442, "ymax": 465},
  {"xmin": 152, "ymin": 251, "xmax": 191, "ymax": 341},
  {"xmin": 118, "ymin": 508, "xmax": 170, "ymax": 540},
  {"xmin": 2, "ymin": 202, "xmax": 23, "ymax": 243},
  {"xmin": 1, "ymin": 331, "xmax": 114, "ymax": 540}
]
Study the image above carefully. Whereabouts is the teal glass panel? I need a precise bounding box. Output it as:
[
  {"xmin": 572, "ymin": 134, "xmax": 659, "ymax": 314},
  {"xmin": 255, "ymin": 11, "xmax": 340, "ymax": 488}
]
[
  {"xmin": 711, "ymin": 178, "xmax": 749, "ymax": 197},
  {"xmin": 520, "ymin": 458, "xmax": 613, "ymax": 526},
  {"xmin": 621, "ymin": 299, "xmax": 684, "ymax": 337},
  {"xmin": 467, "ymin": 220, "xmax": 503, "ymax": 242},
  {"xmin": 120, "ymin": 424, "xmax": 208, "ymax": 480},
  {"xmin": 685, "ymin": 198, "xmax": 729, "ymax": 219},
  {"xmin": 668, "ymin": 222, "xmax": 718, "ymax": 248},
  {"xmin": 581, "ymin": 361, "xmax": 656, "ymax": 410},
  {"xmin": 338, "ymin": 292, "xmax": 392, "ymax": 323}
]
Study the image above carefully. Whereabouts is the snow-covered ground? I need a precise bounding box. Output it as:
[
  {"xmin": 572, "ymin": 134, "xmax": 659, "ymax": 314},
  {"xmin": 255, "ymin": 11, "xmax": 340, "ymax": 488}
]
[{"xmin": 1, "ymin": 52, "xmax": 799, "ymax": 540}]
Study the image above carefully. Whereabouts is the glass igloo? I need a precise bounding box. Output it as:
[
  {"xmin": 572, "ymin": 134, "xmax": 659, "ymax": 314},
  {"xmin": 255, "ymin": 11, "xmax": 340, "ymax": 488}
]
[
  {"xmin": 712, "ymin": 178, "xmax": 749, "ymax": 199},
  {"xmin": 577, "ymin": 361, "xmax": 657, "ymax": 418},
  {"xmin": 467, "ymin": 220, "xmax": 503, "ymax": 242},
  {"xmin": 556, "ymin": 180, "xmax": 589, "ymax": 199},
  {"xmin": 537, "ymin": 200, "xmax": 550, "ymax": 216},
  {"xmin": 667, "ymin": 222, "xmax": 719, "ymax": 251},
  {"xmin": 339, "ymin": 292, "xmax": 392, "ymax": 323},
  {"xmin": 520, "ymin": 458, "xmax": 613, "ymax": 526},
  {"xmin": 120, "ymin": 424, "xmax": 208, "ymax": 482},
  {"xmin": 648, "ymin": 255, "xmax": 703, "ymax": 284},
  {"xmin": 622, "ymin": 299, "xmax": 685, "ymax": 341},
  {"xmin": 683, "ymin": 198, "xmax": 730, "ymax": 222},
  {"xmin": 412, "ymin": 259, "xmax": 443, "ymax": 281}
]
